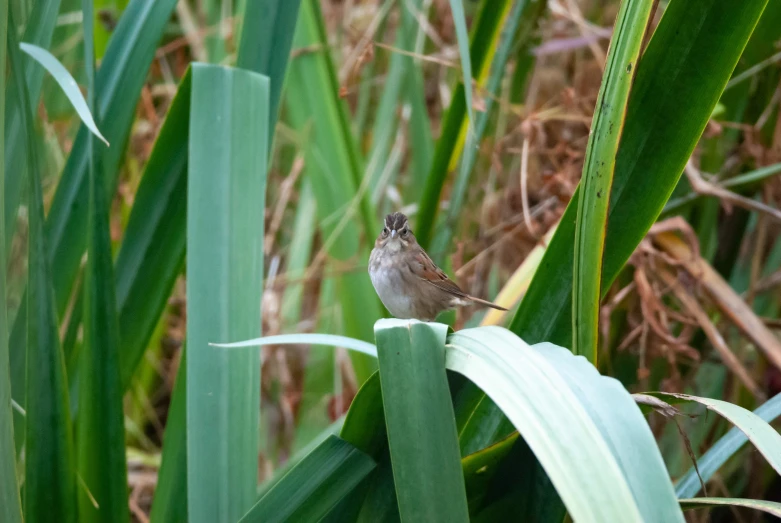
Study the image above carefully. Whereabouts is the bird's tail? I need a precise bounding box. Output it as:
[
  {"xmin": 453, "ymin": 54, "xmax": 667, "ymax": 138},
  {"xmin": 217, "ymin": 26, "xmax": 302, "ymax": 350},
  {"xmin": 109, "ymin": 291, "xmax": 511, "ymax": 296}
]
[{"xmin": 468, "ymin": 295, "xmax": 508, "ymax": 312}]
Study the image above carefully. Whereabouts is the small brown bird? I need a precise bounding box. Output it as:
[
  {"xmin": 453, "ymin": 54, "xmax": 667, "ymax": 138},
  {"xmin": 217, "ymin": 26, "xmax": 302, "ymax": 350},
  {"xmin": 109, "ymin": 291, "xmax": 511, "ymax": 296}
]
[{"xmin": 369, "ymin": 212, "xmax": 507, "ymax": 321}]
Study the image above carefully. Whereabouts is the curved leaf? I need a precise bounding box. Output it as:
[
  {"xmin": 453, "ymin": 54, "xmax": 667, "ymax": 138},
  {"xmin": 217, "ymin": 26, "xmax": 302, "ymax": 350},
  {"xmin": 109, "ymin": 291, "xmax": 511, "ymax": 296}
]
[
  {"xmin": 446, "ymin": 327, "xmax": 646, "ymax": 522},
  {"xmin": 19, "ymin": 43, "xmax": 108, "ymax": 145},
  {"xmin": 680, "ymin": 498, "xmax": 781, "ymax": 517},
  {"xmin": 675, "ymin": 393, "xmax": 781, "ymax": 498},
  {"xmin": 651, "ymin": 392, "xmax": 781, "ymax": 495},
  {"xmin": 210, "ymin": 334, "xmax": 378, "ymax": 359},
  {"xmin": 533, "ymin": 341, "xmax": 683, "ymax": 522}
]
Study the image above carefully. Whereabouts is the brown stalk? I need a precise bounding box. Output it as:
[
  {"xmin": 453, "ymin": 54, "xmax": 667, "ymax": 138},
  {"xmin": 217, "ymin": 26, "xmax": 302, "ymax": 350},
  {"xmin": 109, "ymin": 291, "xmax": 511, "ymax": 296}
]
[
  {"xmin": 656, "ymin": 268, "xmax": 765, "ymax": 401},
  {"xmin": 654, "ymin": 231, "xmax": 781, "ymax": 371}
]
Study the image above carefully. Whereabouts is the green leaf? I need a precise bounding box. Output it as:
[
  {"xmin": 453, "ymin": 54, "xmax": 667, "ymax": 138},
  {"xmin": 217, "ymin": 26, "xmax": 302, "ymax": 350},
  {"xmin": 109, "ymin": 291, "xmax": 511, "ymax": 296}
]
[
  {"xmin": 533, "ymin": 342, "xmax": 683, "ymax": 522},
  {"xmin": 675, "ymin": 393, "xmax": 781, "ymax": 498},
  {"xmin": 446, "ymin": 0, "xmax": 475, "ymax": 137},
  {"xmin": 186, "ymin": 63, "xmax": 268, "ymax": 523},
  {"xmin": 9, "ymin": 0, "xmax": 179, "ymax": 437},
  {"xmin": 236, "ymin": 0, "xmax": 302, "ymax": 148},
  {"xmin": 19, "ymin": 42, "xmax": 109, "ymax": 145},
  {"xmin": 510, "ymin": 0, "xmax": 769, "ymax": 346},
  {"xmin": 149, "ymin": 348, "xmax": 187, "ymax": 523},
  {"xmin": 572, "ymin": 0, "xmax": 653, "ymax": 362},
  {"xmin": 10, "ymin": 11, "xmax": 77, "ymax": 520},
  {"xmin": 3, "ymin": 0, "xmax": 62, "ymax": 245},
  {"xmin": 446, "ymin": 327, "xmax": 647, "ymax": 522},
  {"xmin": 75, "ymin": 1, "xmax": 128, "ymax": 520},
  {"xmin": 112, "ymin": 0, "xmax": 302, "ymax": 389},
  {"xmin": 6, "ymin": 0, "xmax": 62, "ymax": 453},
  {"xmin": 430, "ymin": 0, "xmax": 545, "ymax": 258},
  {"xmin": 650, "ymin": 392, "xmax": 781, "ymax": 492},
  {"xmin": 679, "ymin": 498, "xmax": 781, "ymax": 517},
  {"xmin": 113, "ymin": 70, "xmax": 190, "ymax": 388},
  {"xmin": 240, "ymin": 435, "xmax": 376, "ymax": 523},
  {"xmin": 210, "ymin": 333, "xmax": 378, "ymax": 359},
  {"xmin": 375, "ymin": 319, "xmax": 469, "ymax": 523},
  {"xmin": 0, "ymin": 0, "xmax": 23, "ymax": 519},
  {"xmin": 416, "ymin": 0, "xmax": 518, "ymax": 249}
]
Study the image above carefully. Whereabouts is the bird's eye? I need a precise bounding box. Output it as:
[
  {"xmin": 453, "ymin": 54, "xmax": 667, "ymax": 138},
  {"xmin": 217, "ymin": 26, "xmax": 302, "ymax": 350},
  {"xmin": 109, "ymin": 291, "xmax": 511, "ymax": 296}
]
[
  {"xmin": 382, "ymin": 227, "xmax": 389, "ymax": 237},
  {"xmin": 401, "ymin": 227, "xmax": 409, "ymax": 237}
]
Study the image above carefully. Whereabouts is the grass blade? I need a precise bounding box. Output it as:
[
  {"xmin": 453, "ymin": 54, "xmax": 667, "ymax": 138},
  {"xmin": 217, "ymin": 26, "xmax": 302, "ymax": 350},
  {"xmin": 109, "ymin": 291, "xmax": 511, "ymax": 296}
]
[
  {"xmin": 286, "ymin": 0, "xmax": 381, "ymax": 380},
  {"xmin": 679, "ymin": 498, "xmax": 781, "ymax": 517},
  {"xmin": 186, "ymin": 63, "xmax": 268, "ymax": 522},
  {"xmin": 3, "ymin": 0, "xmax": 61, "ymax": 244},
  {"xmin": 8, "ymin": 0, "xmax": 179, "ymax": 432},
  {"xmin": 572, "ymin": 0, "xmax": 653, "ymax": 362},
  {"xmin": 652, "ymin": 392, "xmax": 781, "ymax": 486},
  {"xmin": 18, "ymin": 42, "xmax": 109, "ymax": 145},
  {"xmin": 375, "ymin": 319, "xmax": 469, "ymax": 522},
  {"xmin": 416, "ymin": 0, "xmax": 520, "ymax": 248},
  {"xmin": 210, "ymin": 334, "xmax": 378, "ymax": 358},
  {"xmin": 240, "ymin": 435, "xmax": 375, "ymax": 523},
  {"xmin": 430, "ymin": 0, "xmax": 545, "ymax": 259},
  {"xmin": 76, "ymin": 1, "xmax": 128, "ymax": 520},
  {"xmin": 0, "ymin": 0, "xmax": 23, "ymax": 519},
  {"xmin": 149, "ymin": 349, "xmax": 188, "ymax": 523},
  {"xmin": 446, "ymin": 0, "xmax": 474, "ymax": 137},
  {"xmin": 675, "ymin": 393, "xmax": 781, "ymax": 498},
  {"xmin": 10, "ymin": 12, "xmax": 76, "ymax": 520}
]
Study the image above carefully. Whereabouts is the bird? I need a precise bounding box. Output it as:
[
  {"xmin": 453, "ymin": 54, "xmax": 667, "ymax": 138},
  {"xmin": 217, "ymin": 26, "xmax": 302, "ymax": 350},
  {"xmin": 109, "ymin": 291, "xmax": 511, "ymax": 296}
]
[{"xmin": 369, "ymin": 212, "xmax": 507, "ymax": 321}]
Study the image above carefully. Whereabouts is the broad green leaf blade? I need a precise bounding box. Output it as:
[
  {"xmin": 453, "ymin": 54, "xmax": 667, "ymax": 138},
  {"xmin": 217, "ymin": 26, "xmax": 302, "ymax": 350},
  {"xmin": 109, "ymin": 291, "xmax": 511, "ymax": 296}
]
[
  {"xmin": 186, "ymin": 63, "xmax": 268, "ymax": 523},
  {"xmin": 149, "ymin": 349, "xmax": 187, "ymax": 523},
  {"xmin": 652, "ymin": 392, "xmax": 781, "ymax": 486},
  {"xmin": 11, "ymin": 14, "xmax": 76, "ymax": 520},
  {"xmin": 0, "ymin": 0, "xmax": 23, "ymax": 519},
  {"xmin": 679, "ymin": 498, "xmax": 781, "ymax": 517},
  {"xmin": 210, "ymin": 334, "xmax": 378, "ymax": 358},
  {"xmin": 114, "ymin": 0, "xmax": 303, "ymax": 389},
  {"xmin": 375, "ymin": 319, "xmax": 469, "ymax": 523},
  {"xmin": 19, "ymin": 42, "xmax": 109, "ymax": 145},
  {"xmin": 9, "ymin": 0, "xmax": 179, "ymax": 434},
  {"xmin": 675, "ymin": 393, "xmax": 781, "ymax": 498},
  {"xmin": 240, "ymin": 435, "xmax": 375, "ymax": 523},
  {"xmin": 510, "ymin": 0, "xmax": 770, "ymax": 347},
  {"xmin": 532, "ymin": 341, "xmax": 683, "ymax": 522},
  {"xmin": 236, "ymin": 0, "xmax": 302, "ymax": 147},
  {"xmin": 446, "ymin": 327, "xmax": 643, "ymax": 522},
  {"xmin": 3, "ymin": 0, "xmax": 62, "ymax": 245},
  {"xmin": 286, "ymin": 0, "xmax": 380, "ymax": 381},
  {"xmin": 572, "ymin": 0, "xmax": 652, "ymax": 362},
  {"xmin": 76, "ymin": 3, "xmax": 128, "ymax": 520}
]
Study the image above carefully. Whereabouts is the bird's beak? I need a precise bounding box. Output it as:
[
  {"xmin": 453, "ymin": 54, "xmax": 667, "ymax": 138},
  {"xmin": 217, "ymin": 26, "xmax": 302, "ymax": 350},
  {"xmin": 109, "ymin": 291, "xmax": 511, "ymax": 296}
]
[{"xmin": 391, "ymin": 229, "xmax": 397, "ymax": 238}]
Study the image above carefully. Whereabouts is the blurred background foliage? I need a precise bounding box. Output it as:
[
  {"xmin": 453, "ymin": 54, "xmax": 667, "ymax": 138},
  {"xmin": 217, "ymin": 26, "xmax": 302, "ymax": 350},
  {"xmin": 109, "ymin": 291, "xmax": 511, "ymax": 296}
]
[{"xmin": 2, "ymin": 0, "xmax": 781, "ymax": 521}]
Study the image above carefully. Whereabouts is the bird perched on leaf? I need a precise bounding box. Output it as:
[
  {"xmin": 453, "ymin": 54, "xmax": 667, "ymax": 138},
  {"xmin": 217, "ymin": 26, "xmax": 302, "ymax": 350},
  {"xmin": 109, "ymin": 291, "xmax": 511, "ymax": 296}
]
[{"xmin": 369, "ymin": 212, "xmax": 507, "ymax": 321}]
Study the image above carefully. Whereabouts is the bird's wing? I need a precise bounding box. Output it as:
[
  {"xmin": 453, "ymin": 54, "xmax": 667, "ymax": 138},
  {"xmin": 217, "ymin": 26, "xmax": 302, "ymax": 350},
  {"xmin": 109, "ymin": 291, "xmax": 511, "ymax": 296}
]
[{"xmin": 411, "ymin": 250, "xmax": 469, "ymax": 298}]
